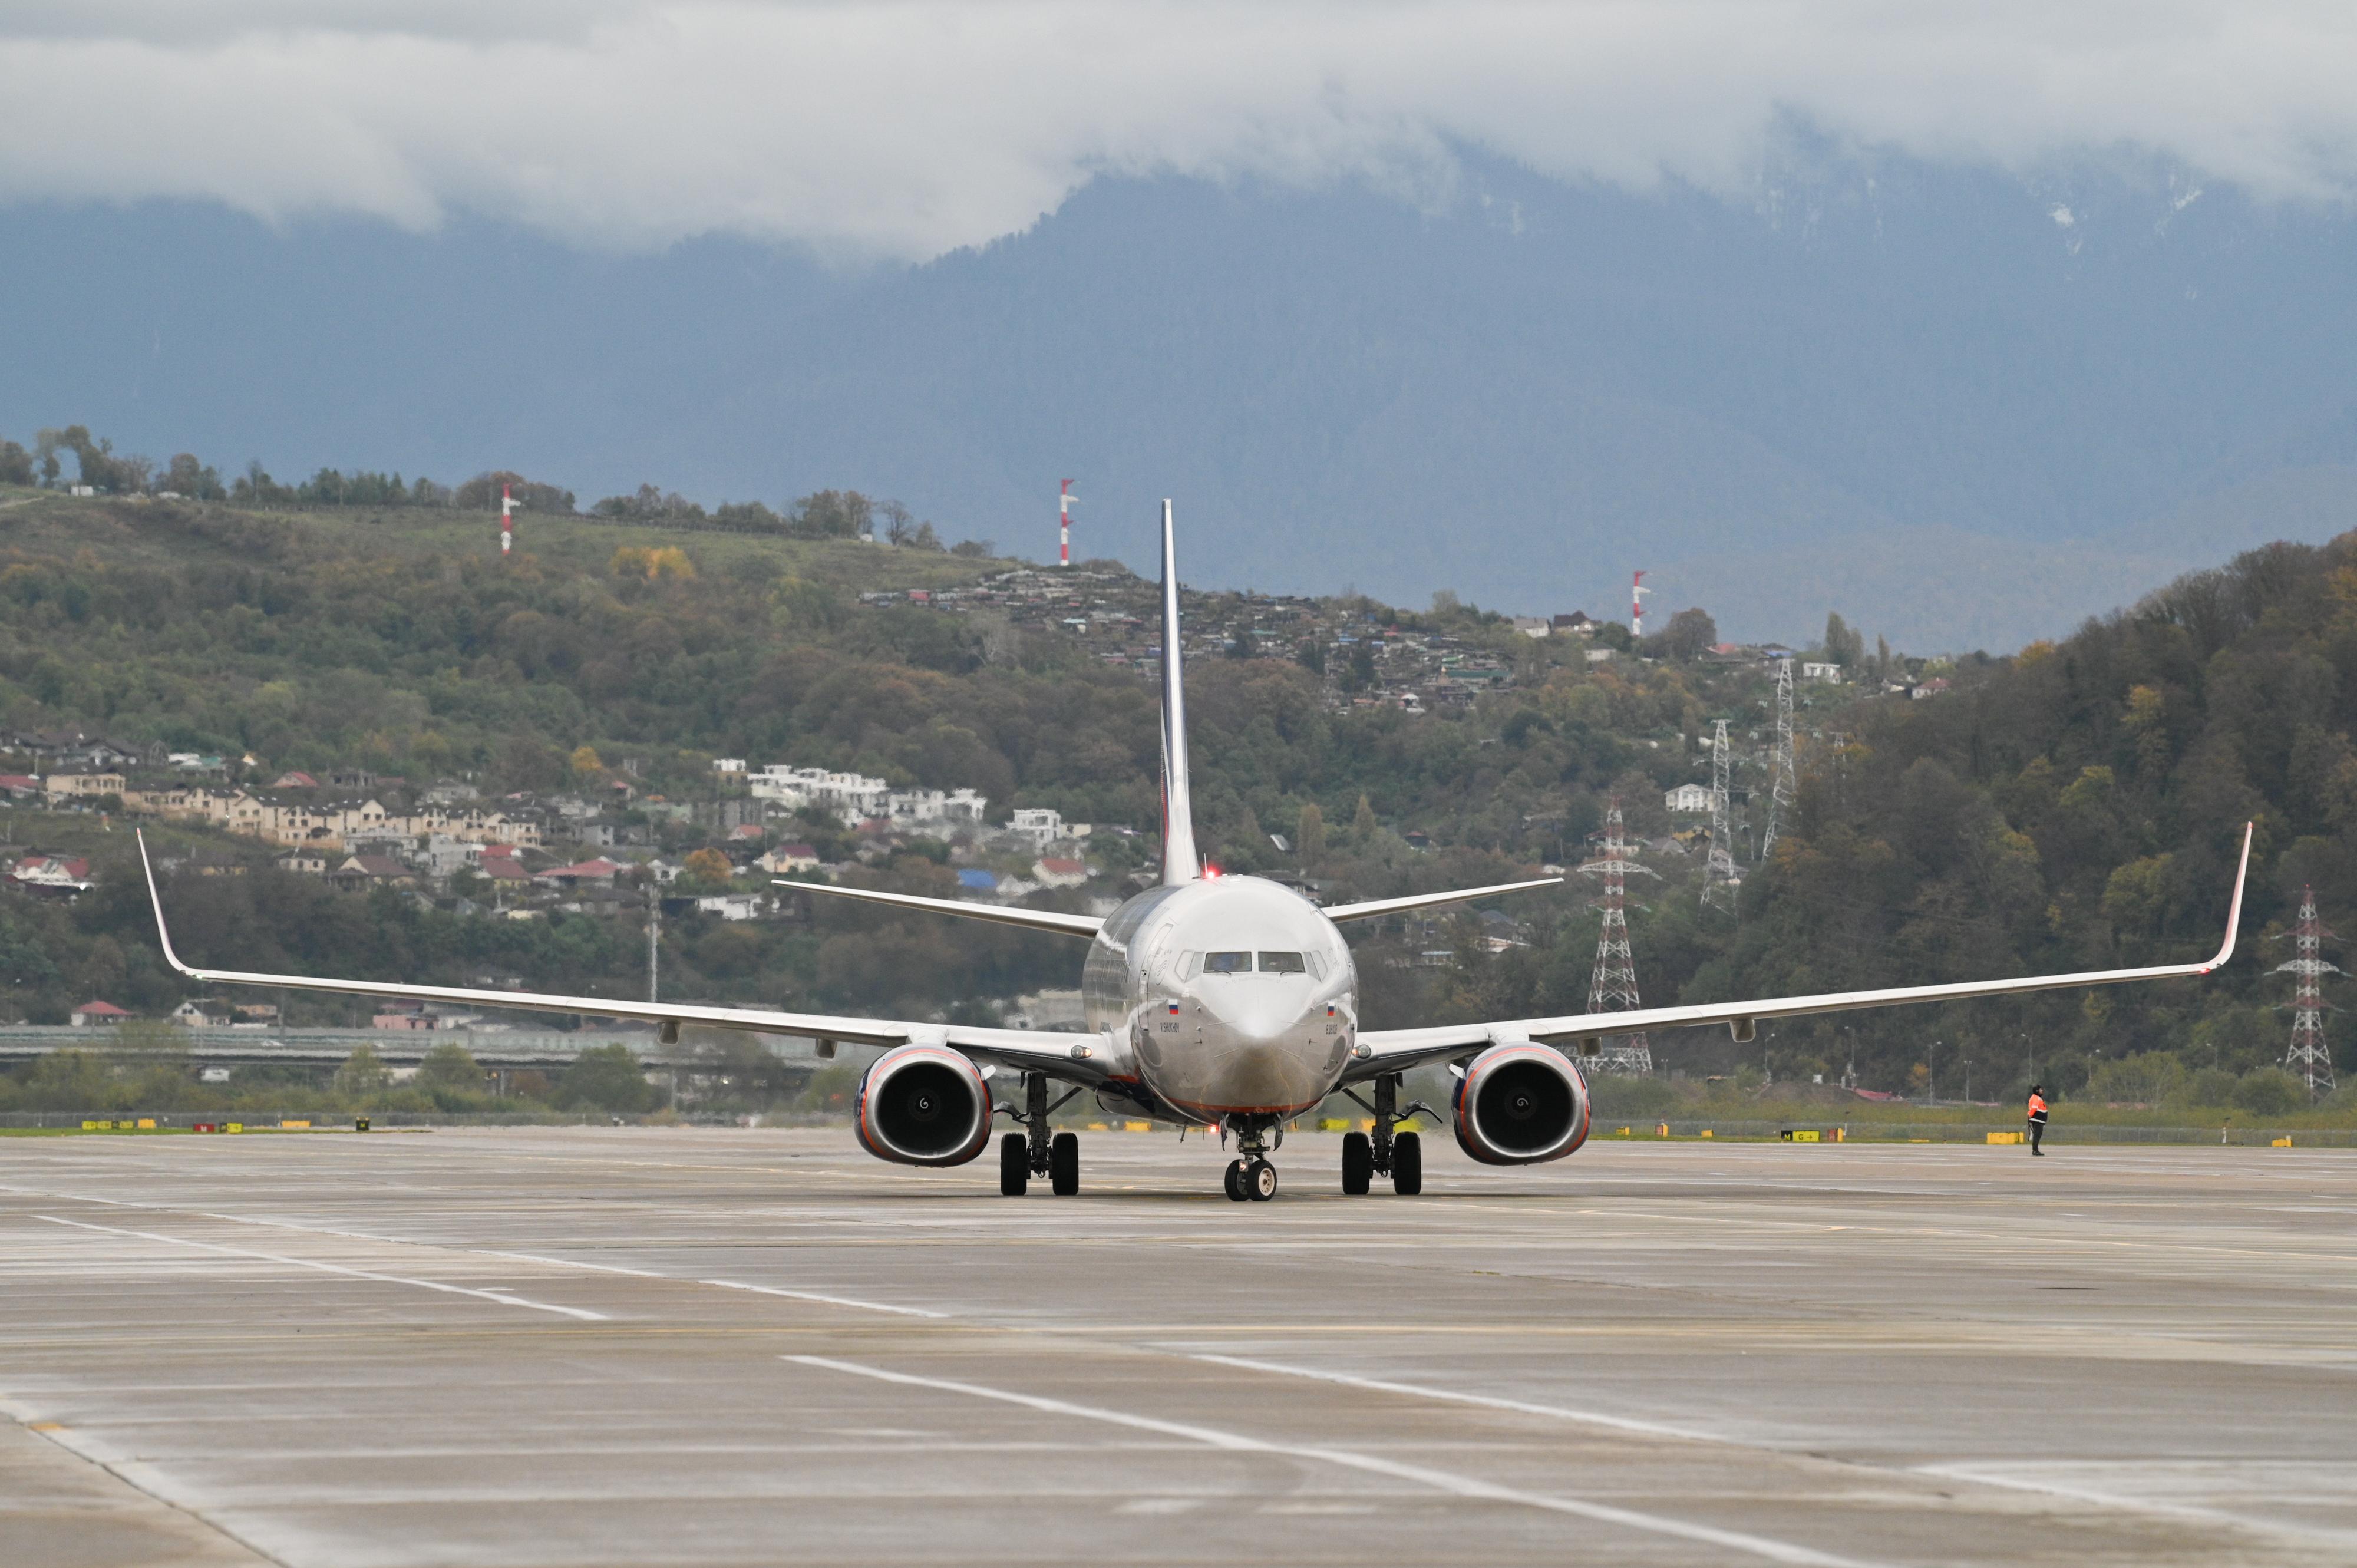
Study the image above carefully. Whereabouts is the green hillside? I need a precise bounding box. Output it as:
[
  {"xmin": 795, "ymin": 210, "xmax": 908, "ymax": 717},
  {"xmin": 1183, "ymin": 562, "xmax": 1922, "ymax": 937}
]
[{"xmin": 0, "ymin": 483, "xmax": 2349, "ymax": 1121}]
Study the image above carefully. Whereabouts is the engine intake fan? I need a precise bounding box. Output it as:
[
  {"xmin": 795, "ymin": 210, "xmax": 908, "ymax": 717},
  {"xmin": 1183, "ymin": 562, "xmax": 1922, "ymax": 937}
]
[
  {"xmin": 854, "ymin": 1044, "xmax": 994, "ymax": 1167},
  {"xmin": 1452, "ymin": 1042, "xmax": 1590, "ymax": 1165}
]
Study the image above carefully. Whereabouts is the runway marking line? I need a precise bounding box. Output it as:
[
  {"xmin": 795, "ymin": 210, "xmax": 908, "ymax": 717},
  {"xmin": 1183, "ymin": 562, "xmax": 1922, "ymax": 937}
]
[
  {"xmin": 33, "ymin": 1215, "xmax": 606, "ymax": 1321},
  {"xmin": 782, "ymin": 1353, "xmax": 1879, "ymax": 1568},
  {"xmin": 701, "ymin": 1277, "xmax": 949, "ymax": 1318}
]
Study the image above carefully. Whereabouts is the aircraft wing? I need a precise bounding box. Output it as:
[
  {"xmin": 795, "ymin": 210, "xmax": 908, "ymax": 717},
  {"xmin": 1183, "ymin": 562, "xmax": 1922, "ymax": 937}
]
[
  {"xmin": 1342, "ymin": 823, "xmax": 2252, "ymax": 1082},
  {"xmin": 137, "ymin": 834, "xmax": 1114, "ymax": 1084},
  {"xmin": 1321, "ymin": 877, "xmax": 1562, "ymax": 923}
]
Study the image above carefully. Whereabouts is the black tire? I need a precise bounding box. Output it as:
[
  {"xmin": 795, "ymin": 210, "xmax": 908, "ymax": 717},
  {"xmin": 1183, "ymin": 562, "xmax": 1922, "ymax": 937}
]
[
  {"xmin": 1392, "ymin": 1131, "xmax": 1424, "ymax": 1196},
  {"xmin": 1341, "ymin": 1132, "xmax": 1372, "ymax": 1195},
  {"xmin": 1247, "ymin": 1158, "xmax": 1279, "ymax": 1201},
  {"xmin": 999, "ymin": 1133, "xmax": 1028, "ymax": 1196},
  {"xmin": 1049, "ymin": 1131, "xmax": 1080, "ymax": 1196},
  {"xmin": 1224, "ymin": 1159, "xmax": 1250, "ymax": 1201}
]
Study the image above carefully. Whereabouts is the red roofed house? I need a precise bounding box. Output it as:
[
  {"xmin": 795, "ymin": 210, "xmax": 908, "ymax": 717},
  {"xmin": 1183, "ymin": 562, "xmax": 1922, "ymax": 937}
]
[
  {"xmin": 71, "ymin": 999, "xmax": 130, "ymax": 1027},
  {"xmin": 1032, "ymin": 856, "xmax": 1090, "ymax": 889},
  {"xmin": 270, "ymin": 771, "xmax": 320, "ymax": 789}
]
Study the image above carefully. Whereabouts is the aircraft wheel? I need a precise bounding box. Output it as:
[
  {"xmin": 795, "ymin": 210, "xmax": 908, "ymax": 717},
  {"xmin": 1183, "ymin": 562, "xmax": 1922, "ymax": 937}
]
[
  {"xmin": 1246, "ymin": 1158, "xmax": 1279, "ymax": 1202},
  {"xmin": 1049, "ymin": 1131, "xmax": 1080, "ymax": 1195},
  {"xmin": 1224, "ymin": 1159, "xmax": 1250, "ymax": 1201},
  {"xmin": 998, "ymin": 1133, "xmax": 1028, "ymax": 1197},
  {"xmin": 1341, "ymin": 1132, "xmax": 1372, "ymax": 1195},
  {"xmin": 1392, "ymin": 1131, "xmax": 1423, "ymax": 1196}
]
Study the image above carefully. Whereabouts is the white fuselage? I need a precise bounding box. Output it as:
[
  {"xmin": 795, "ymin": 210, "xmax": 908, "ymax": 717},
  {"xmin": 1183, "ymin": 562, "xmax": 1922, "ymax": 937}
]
[{"xmin": 1082, "ymin": 875, "xmax": 1357, "ymax": 1122}]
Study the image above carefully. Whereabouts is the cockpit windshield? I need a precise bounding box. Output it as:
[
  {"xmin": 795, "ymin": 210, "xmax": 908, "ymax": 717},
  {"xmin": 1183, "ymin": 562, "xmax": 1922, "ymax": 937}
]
[
  {"xmin": 1204, "ymin": 951, "xmax": 1252, "ymax": 973},
  {"xmin": 1257, "ymin": 952, "xmax": 1306, "ymax": 973}
]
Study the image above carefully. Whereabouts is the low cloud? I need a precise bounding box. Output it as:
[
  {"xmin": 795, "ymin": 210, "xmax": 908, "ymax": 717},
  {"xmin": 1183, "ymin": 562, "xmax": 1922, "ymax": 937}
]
[{"xmin": 3, "ymin": 2, "xmax": 2353, "ymax": 258}]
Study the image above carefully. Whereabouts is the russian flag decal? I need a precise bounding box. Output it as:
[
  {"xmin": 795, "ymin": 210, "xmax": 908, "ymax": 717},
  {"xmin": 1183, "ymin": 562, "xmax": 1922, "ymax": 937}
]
[{"xmin": 1167, "ymin": 1002, "xmax": 1181, "ymax": 1015}]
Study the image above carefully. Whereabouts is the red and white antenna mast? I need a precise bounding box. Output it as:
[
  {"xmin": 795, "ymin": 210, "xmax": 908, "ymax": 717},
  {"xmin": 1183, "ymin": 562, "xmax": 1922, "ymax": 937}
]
[
  {"xmin": 1630, "ymin": 570, "xmax": 1649, "ymax": 639},
  {"xmin": 1058, "ymin": 480, "xmax": 1077, "ymax": 567},
  {"xmin": 500, "ymin": 483, "xmax": 516, "ymax": 557}
]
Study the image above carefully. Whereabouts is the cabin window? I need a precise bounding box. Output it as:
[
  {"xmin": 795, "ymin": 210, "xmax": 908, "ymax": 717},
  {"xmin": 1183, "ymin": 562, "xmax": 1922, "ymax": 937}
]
[
  {"xmin": 1204, "ymin": 951, "xmax": 1252, "ymax": 974},
  {"xmin": 1257, "ymin": 951, "xmax": 1307, "ymax": 974}
]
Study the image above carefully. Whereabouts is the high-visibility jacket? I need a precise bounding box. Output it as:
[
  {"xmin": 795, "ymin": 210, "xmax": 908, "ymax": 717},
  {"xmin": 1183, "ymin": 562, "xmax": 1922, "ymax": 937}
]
[{"xmin": 2027, "ymin": 1094, "xmax": 2049, "ymax": 1122}]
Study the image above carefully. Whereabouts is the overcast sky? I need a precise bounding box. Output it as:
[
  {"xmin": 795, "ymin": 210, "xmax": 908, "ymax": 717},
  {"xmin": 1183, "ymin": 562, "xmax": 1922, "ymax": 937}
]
[{"xmin": 4, "ymin": 2, "xmax": 2353, "ymax": 259}]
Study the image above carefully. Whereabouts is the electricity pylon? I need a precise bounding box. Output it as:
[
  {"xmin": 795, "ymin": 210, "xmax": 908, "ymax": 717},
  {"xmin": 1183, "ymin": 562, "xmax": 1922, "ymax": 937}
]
[
  {"xmin": 1579, "ymin": 797, "xmax": 1661, "ymax": 1075},
  {"xmin": 2273, "ymin": 885, "xmax": 2340, "ymax": 1094},
  {"xmin": 1701, "ymin": 719, "xmax": 1741, "ymax": 915},
  {"xmin": 1760, "ymin": 658, "xmax": 1795, "ymax": 861}
]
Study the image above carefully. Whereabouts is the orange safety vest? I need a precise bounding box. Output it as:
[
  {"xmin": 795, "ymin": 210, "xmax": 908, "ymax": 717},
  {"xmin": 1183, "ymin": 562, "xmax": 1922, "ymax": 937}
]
[{"xmin": 2027, "ymin": 1094, "xmax": 2049, "ymax": 1120}]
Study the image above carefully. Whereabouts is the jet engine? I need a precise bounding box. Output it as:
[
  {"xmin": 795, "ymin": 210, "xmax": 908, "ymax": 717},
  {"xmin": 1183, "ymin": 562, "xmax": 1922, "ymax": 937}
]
[
  {"xmin": 1451, "ymin": 1042, "xmax": 1590, "ymax": 1165},
  {"xmin": 854, "ymin": 1045, "xmax": 995, "ymax": 1167}
]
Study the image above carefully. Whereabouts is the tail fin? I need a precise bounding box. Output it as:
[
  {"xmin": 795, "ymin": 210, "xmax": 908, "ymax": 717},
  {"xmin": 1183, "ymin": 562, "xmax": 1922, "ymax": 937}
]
[{"xmin": 1158, "ymin": 500, "xmax": 1200, "ymax": 885}]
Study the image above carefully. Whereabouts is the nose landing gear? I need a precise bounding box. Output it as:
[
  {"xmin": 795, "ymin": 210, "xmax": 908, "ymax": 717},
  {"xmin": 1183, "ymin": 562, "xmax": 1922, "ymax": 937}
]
[
  {"xmin": 1220, "ymin": 1118, "xmax": 1282, "ymax": 1201},
  {"xmin": 1225, "ymin": 1157, "xmax": 1278, "ymax": 1201}
]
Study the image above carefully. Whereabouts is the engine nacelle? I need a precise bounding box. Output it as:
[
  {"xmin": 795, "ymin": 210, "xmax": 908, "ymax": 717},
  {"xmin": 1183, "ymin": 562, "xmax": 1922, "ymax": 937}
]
[
  {"xmin": 1451, "ymin": 1042, "xmax": 1590, "ymax": 1166},
  {"xmin": 854, "ymin": 1045, "xmax": 995, "ymax": 1167}
]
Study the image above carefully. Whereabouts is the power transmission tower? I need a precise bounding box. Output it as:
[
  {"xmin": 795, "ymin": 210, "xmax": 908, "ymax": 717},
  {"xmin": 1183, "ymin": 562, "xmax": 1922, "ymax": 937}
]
[
  {"xmin": 1579, "ymin": 797, "xmax": 1661, "ymax": 1075},
  {"xmin": 1701, "ymin": 719, "xmax": 1741, "ymax": 915},
  {"xmin": 2272, "ymin": 884, "xmax": 2340, "ymax": 1094},
  {"xmin": 1760, "ymin": 658, "xmax": 1795, "ymax": 861}
]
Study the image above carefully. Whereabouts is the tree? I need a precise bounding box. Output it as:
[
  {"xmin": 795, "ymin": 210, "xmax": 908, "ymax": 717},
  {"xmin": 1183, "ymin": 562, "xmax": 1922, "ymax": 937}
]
[
  {"xmin": 682, "ymin": 847, "xmax": 732, "ymax": 889},
  {"xmin": 1352, "ymin": 794, "xmax": 1379, "ymax": 840},
  {"xmin": 0, "ymin": 440, "xmax": 34, "ymax": 487},
  {"xmin": 557, "ymin": 1042, "xmax": 660, "ymax": 1114},
  {"xmin": 1296, "ymin": 638, "xmax": 1325, "ymax": 675},
  {"xmin": 876, "ymin": 499, "xmax": 916, "ymax": 546},
  {"xmin": 1824, "ymin": 612, "xmax": 1865, "ymax": 667},
  {"xmin": 1297, "ymin": 802, "xmax": 1326, "ymax": 867},
  {"xmin": 335, "ymin": 1044, "xmax": 391, "ymax": 1095},
  {"xmin": 1663, "ymin": 607, "xmax": 1717, "ymax": 662},
  {"xmin": 417, "ymin": 1041, "xmax": 483, "ymax": 1094},
  {"xmin": 1346, "ymin": 641, "xmax": 1378, "ymax": 691}
]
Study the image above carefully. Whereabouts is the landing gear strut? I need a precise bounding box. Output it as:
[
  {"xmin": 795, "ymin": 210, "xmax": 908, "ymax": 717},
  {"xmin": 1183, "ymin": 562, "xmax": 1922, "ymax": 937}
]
[
  {"xmin": 1222, "ymin": 1118, "xmax": 1281, "ymax": 1202},
  {"xmin": 998, "ymin": 1073, "xmax": 1081, "ymax": 1197},
  {"xmin": 1343, "ymin": 1074, "xmax": 1427, "ymax": 1196}
]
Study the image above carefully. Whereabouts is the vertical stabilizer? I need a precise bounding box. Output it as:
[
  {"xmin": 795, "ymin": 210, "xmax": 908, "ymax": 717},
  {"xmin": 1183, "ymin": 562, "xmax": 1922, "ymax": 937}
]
[{"xmin": 1158, "ymin": 500, "xmax": 1200, "ymax": 885}]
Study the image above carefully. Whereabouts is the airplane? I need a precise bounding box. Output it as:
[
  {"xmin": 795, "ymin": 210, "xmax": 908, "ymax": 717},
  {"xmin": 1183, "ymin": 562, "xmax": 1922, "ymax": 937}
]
[{"xmin": 139, "ymin": 503, "xmax": 2252, "ymax": 1203}]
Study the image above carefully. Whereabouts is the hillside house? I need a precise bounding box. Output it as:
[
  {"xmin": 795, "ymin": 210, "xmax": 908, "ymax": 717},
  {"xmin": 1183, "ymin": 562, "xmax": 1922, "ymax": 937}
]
[
  {"xmin": 1032, "ymin": 856, "xmax": 1090, "ymax": 889},
  {"xmin": 70, "ymin": 999, "xmax": 129, "ymax": 1027},
  {"xmin": 45, "ymin": 772, "xmax": 124, "ymax": 799},
  {"xmin": 758, "ymin": 843, "xmax": 821, "ymax": 874},
  {"xmin": 1665, "ymin": 783, "xmax": 1713, "ymax": 813}
]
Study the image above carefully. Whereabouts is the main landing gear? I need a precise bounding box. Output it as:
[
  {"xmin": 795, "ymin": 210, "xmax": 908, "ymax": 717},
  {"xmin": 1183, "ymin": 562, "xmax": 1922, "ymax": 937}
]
[
  {"xmin": 1340, "ymin": 1073, "xmax": 1427, "ymax": 1196},
  {"xmin": 999, "ymin": 1072, "xmax": 1082, "ymax": 1197}
]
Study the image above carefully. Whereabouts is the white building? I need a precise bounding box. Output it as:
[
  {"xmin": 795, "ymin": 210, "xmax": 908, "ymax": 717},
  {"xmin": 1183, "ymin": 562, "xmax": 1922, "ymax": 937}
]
[
  {"xmin": 886, "ymin": 787, "xmax": 989, "ymax": 831},
  {"xmin": 1510, "ymin": 616, "xmax": 1551, "ymax": 639},
  {"xmin": 1800, "ymin": 662, "xmax": 1845, "ymax": 684},
  {"xmin": 748, "ymin": 765, "xmax": 890, "ymax": 824},
  {"xmin": 1664, "ymin": 783, "xmax": 1713, "ymax": 813},
  {"xmin": 1008, "ymin": 807, "xmax": 1065, "ymax": 848}
]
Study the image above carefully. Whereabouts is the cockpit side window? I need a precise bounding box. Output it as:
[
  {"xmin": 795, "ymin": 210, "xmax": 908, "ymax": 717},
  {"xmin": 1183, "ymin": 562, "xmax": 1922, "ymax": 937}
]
[
  {"xmin": 1178, "ymin": 952, "xmax": 1201, "ymax": 979},
  {"xmin": 1257, "ymin": 951, "xmax": 1306, "ymax": 973},
  {"xmin": 1204, "ymin": 951, "xmax": 1251, "ymax": 974},
  {"xmin": 1302, "ymin": 952, "xmax": 1325, "ymax": 981}
]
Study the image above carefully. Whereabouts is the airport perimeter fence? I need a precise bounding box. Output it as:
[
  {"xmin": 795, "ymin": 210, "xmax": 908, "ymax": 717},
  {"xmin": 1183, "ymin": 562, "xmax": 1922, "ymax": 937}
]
[{"xmin": 1605, "ymin": 1119, "xmax": 2357, "ymax": 1147}]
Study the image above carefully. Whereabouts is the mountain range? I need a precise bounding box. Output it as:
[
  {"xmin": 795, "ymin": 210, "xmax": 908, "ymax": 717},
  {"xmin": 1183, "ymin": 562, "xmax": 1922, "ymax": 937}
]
[{"xmin": 6, "ymin": 146, "xmax": 2355, "ymax": 650}]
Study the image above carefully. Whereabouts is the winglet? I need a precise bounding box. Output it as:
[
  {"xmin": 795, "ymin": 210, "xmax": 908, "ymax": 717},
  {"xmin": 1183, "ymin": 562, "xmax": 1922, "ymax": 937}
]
[
  {"xmin": 2201, "ymin": 821, "xmax": 2253, "ymax": 973},
  {"xmin": 136, "ymin": 830, "xmax": 201, "ymax": 979}
]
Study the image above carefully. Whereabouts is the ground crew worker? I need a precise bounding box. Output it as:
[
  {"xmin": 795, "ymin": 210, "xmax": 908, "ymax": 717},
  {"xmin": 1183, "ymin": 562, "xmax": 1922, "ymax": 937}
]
[{"xmin": 2026, "ymin": 1084, "xmax": 2049, "ymax": 1156}]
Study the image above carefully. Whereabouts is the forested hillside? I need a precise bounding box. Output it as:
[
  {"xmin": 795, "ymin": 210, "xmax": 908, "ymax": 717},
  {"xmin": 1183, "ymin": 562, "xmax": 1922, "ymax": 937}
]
[{"xmin": 0, "ymin": 481, "xmax": 2347, "ymax": 1111}]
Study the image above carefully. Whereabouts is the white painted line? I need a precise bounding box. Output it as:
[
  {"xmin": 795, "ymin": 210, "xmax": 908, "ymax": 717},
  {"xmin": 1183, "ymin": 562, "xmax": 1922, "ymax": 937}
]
[
  {"xmin": 1913, "ymin": 1463, "xmax": 2357, "ymax": 1550},
  {"xmin": 705, "ymin": 1279, "xmax": 949, "ymax": 1318},
  {"xmin": 35, "ymin": 1216, "xmax": 607, "ymax": 1322},
  {"xmin": 1189, "ymin": 1353, "xmax": 1731, "ymax": 1445},
  {"xmin": 783, "ymin": 1355, "xmax": 1879, "ymax": 1568}
]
